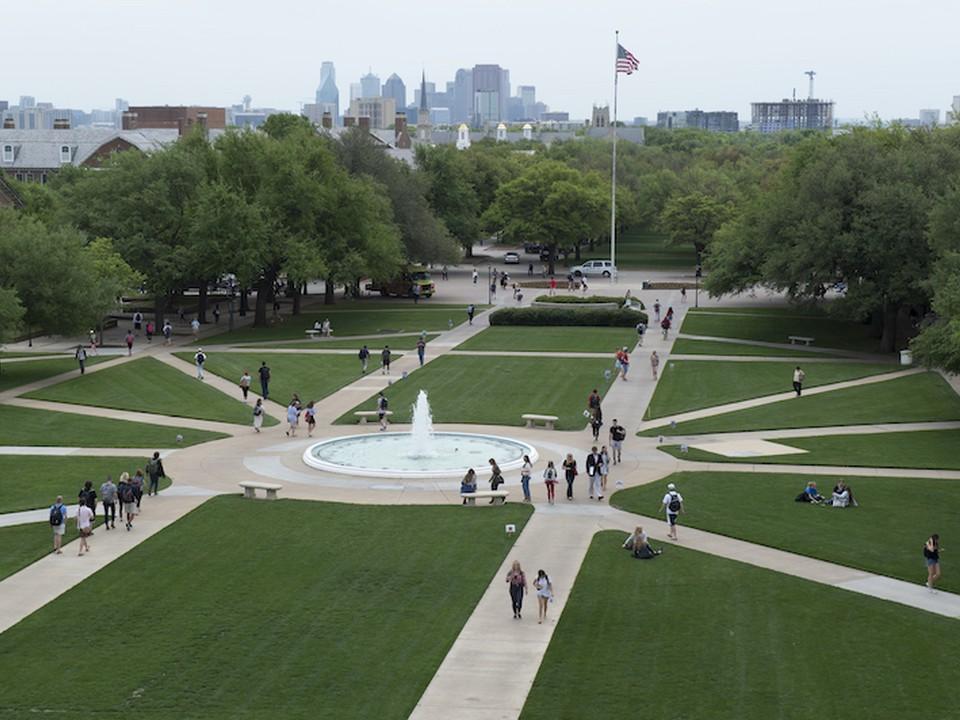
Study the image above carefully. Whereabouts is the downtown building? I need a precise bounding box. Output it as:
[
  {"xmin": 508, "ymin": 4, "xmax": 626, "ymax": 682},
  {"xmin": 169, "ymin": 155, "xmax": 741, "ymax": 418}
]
[
  {"xmin": 751, "ymin": 97, "xmax": 834, "ymax": 133},
  {"xmin": 657, "ymin": 109, "xmax": 739, "ymax": 132}
]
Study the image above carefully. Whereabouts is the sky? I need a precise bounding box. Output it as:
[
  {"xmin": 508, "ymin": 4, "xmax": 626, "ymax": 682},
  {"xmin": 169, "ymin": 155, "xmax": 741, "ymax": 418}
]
[{"xmin": 4, "ymin": 0, "xmax": 958, "ymax": 121}]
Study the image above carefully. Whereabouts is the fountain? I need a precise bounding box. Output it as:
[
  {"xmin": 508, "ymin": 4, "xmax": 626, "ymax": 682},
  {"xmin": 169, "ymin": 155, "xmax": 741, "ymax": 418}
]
[{"xmin": 302, "ymin": 390, "xmax": 537, "ymax": 479}]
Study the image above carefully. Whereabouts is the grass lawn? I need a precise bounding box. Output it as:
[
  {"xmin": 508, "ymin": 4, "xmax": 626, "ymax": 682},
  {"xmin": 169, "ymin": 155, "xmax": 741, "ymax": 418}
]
[
  {"xmin": 612, "ymin": 471, "xmax": 960, "ymax": 593},
  {"xmin": 206, "ymin": 307, "xmax": 468, "ymax": 344},
  {"xmin": 337, "ymin": 355, "xmax": 615, "ymax": 430},
  {"xmin": 456, "ymin": 326, "xmax": 637, "ymax": 353},
  {"xmin": 640, "ymin": 372, "xmax": 960, "ymax": 436},
  {"xmin": 681, "ymin": 307, "xmax": 884, "ymax": 353},
  {"xmin": 0, "ymin": 405, "xmax": 227, "ymax": 447},
  {"xmin": 521, "ymin": 532, "xmax": 960, "ymax": 720},
  {"xmin": 587, "ymin": 226, "xmax": 696, "ymax": 269},
  {"xmin": 0, "ymin": 520, "xmax": 96, "ymax": 581},
  {"xmin": 0, "ymin": 456, "xmax": 173, "ymax": 513},
  {"xmin": 0, "ymin": 355, "xmax": 113, "ymax": 393},
  {"xmin": 1, "ymin": 351, "xmax": 68, "ymax": 358},
  {"xmin": 645, "ymin": 360, "xmax": 897, "ymax": 420},
  {"xmin": 671, "ymin": 337, "xmax": 850, "ymax": 358},
  {"xmin": 175, "ymin": 351, "xmax": 365, "ymax": 405},
  {"xmin": 25, "ymin": 356, "xmax": 268, "ymax": 426},
  {"xmin": 660, "ymin": 428, "xmax": 960, "ymax": 471},
  {"xmin": 242, "ymin": 334, "xmax": 437, "ymax": 350},
  {"xmin": 0, "ymin": 497, "xmax": 532, "ymax": 719}
]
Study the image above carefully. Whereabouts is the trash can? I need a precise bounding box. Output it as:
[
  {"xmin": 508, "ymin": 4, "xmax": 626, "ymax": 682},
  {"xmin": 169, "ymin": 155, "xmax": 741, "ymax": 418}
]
[{"xmin": 899, "ymin": 350, "xmax": 913, "ymax": 366}]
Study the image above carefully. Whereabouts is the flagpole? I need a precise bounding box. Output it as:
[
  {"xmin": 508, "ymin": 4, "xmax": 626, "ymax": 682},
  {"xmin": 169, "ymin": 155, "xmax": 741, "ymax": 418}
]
[{"xmin": 610, "ymin": 30, "xmax": 619, "ymax": 276}]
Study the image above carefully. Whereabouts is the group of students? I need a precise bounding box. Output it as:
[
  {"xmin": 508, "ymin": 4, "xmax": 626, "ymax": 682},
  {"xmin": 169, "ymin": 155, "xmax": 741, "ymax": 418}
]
[
  {"xmin": 283, "ymin": 395, "xmax": 317, "ymax": 437},
  {"xmin": 505, "ymin": 561, "xmax": 554, "ymax": 624},
  {"xmin": 795, "ymin": 480, "xmax": 857, "ymax": 508},
  {"xmin": 49, "ymin": 452, "xmax": 166, "ymax": 556}
]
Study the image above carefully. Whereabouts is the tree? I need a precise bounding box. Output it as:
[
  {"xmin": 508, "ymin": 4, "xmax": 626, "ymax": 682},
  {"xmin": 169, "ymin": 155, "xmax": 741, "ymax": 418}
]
[
  {"xmin": 416, "ymin": 145, "xmax": 482, "ymax": 256},
  {"xmin": 83, "ymin": 237, "xmax": 143, "ymax": 338},
  {"xmin": 659, "ymin": 191, "xmax": 732, "ymax": 258},
  {"xmin": 0, "ymin": 286, "xmax": 24, "ymax": 344},
  {"xmin": 911, "ymin": 253, "xmax": 960, "ymax": 372}
]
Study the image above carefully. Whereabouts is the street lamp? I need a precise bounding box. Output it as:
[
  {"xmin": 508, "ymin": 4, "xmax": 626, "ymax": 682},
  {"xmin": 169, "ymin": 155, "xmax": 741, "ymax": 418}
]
[{"xmin": 694, "ymin": 258, "xmax": 702, "ymax": 309}]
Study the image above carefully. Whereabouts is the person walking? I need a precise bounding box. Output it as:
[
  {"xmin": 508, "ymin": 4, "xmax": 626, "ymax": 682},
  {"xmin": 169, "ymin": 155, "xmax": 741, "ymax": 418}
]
[
  {"xmin": 488, "ymin": 459, "xmax": 505, "ymax": 504},
  {"xmin": 305, "ymin": 401, "xmax": 317, "ymax": 437},
  {"xmin": 133, "ymin": 311, "xmax": 143, "ymax": 333},
  {"xmin": 258, "ymin": 362, "xmax": 271, "ymax": 399},
  {"xmin": 78, "ymin": 480, "xmax": 97, "ymax": 521},
  {"xmin": 590, "ymin": 412, "xmax": 603, "ymax": 442},
  {"xmin": 609, "ymin": 420, "xmax": 626, "ymax": 464},
  {"xmin": 416, "ymin": 337, "xmax": 426, "ymax": 367},
  {"xmin": 548, "ymin": 276, "xmax": 557, "ymax": 296},
  {"xmin": 253, "ymin": 398, "xmax": 264, "ymax": 433},
  {"xmin": 131, "ymin": 470, "xmax": 145, "ymax": 510},
  {"xmin": 506, "ymin": 561, "xmax": 527, "ymax": 619},
  {"xmin": 651, "ymin": 351, "xmax": 660, "ymax": 380},
  {"xmin": 534, "ymin": 570, "xmax": 553, "ymax": 624},
  {"xmin": 381, "ymin": 346, "xmax": 392, "ymax": 375},
  {"xmin": 118, "ymin": 472, "xmax": 136, "ymax": 531},
  {"xmin": 213, "ymin": 305, "xmax": 221, "ymax": 324},
  {"xmin": 376, "ymin": 392, "xmax": 389, "ymax": 431},
  {"xmin": 194, "ymin": 348, "xmax": 207, "ymax": 380},
  {"xmin": 162, "ymin": 320, "xmax": 173, "ymax": 345},
  {"xmin": 239, "ymin": 370, "xmax": 252, "ymax": 400},
  {"xmin": 793, "ymin": 366, "xmax": 806, "ymax": 396},
  {"xmin": 75, "ymin": 344, "xmax": 87, "ymax": 374},
  {"xmin": 543, "ymin": 461, "xmax": 558, "ymax": 504},
  {"xmin": 76, "ymin": 499, "xmax": 94, "ymax": 556},
  {"xmin": 358, "ymin": 345, "xmax": 370, "ymax": 374},
  {"xmin": 285, "ymin": 400, "xmax": 300, "ymax": 437},
  {"xmin": 145, "ymin": 321, "xmax": 154, "ymax": 343},
  {"xmin": 587, "ymin": 388, "xmax": 602, "ymax": 419},
  {"xmin": 466, "ymin": 304, "xmax": 475, "ymax": 325},
  {"xmin": 520, "ymin": 455, "xmax": 533, "ymax": 503},
  {"xmin": 191, "ymin": 317, "xmax": 200, "ymax": 338},
  {"xmin": 585, "ymin": 447, "xmax": 604, "ymax": 501},
  {"xmin": 125, "ymin": 330, "xmax": 135, "ymax": 356},
  {"xmin": 925, "ymin": 534, "xmax": 942, "ymax": 590},
  {"xmin": 472, "ymin": 268, "xmax": 479, "ymax": 284},
  {"xmin": 617, "ymin": 347, "xmax": 630, "ymax": 381},
  {"xmin": 50, "ymin": 495, "xmax": 68, "ymax": 554},
  {"xmin": 100, "ymin": 476, "xmax": 117, "ymax": 530},
  {"xmin": 635, "ymin": 320, "xmax": 646, "ymax": 347},
  {"xmin": 660, "ymin": 482, "xmax": 684, "ymax": 541},
  {"xmin": 599, "ymin": 446, "xmax": 611, "ymax": 494},
  {"xmin": 146, "ymin": 452, "xmax": 165, "ymax": 496},
  {"xmin": 680, "ymin": 287, "xmax": 687, "ymax": 303},
  {"xmin": 562, "ymin": 453, "xmax": 578, "ymax": 501},
  {"xmin": 660, "ymin": 315, "xmax": 671, "ymax": 340},
  {"xmin": 653, "ymin": 299, "xmax": 661, "ymax": 323}
]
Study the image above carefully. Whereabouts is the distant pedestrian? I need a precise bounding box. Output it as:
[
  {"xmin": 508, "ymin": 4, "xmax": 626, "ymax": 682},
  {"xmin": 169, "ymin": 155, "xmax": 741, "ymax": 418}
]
[
  {"xmin": 585, "ymin": 446, "xmax": 604, "ymax": 501},
  {"xmin": 543, "ymin": 461, "xmax": 558, "ymax": 504},
  {"xmin": 925, "ymin": 534, "xmax": 942, "ymax": 590},
  {"xmin": 488, "ymin": 458, "xmax": 505, "ymax": 504},
  {"xmin": 118, "ymin": 472, "xmax": 136, "ymax": 530},
  {"xmin": 609, "ymin": 419, "xmax": 626, "ymax": 464},
  {"xmin": 660, "ymin": 316, "xmax": 671, "ymax": 339},
  {"xmin": 660, "ymin": 482, "xmax": 684, "ymax": 541},
  {"xmin": 381, "ymin": 346, "xmax": 391, "ymax": 375},
  {"xmin": 75, "ymin": 344, "xmax": 87, "ymax": 374},
  {"xmin": 534, "ymin": 570, "xmax": 553, "ymax": 624},
  {"xmin": 377, "ymin": 392, "xmax": 389, "ymax": 431},
  {"xmin": 520, "ymin": 455, "xmax": 533, "ymax": 502},
  {"xmin": 666, "ymin": 306, "xmax": 674, "ymax": 321},
  {"xmin": 416, "ymin": 338, "xmax": 426, "ymax": 366},
  {"xmin": 178, "ymin": 307, "xmax": 186, "ymax": 322},
  {"xmin": 528, "ymin": 262, "xmax": 534, "ymax": 276},
  {"xmin": 305, "ymin": 401, "xmax": 317, "ymax": 437},
  {"xmin": 194, "ymin": 348, "xmax": 206, "ymax": 380},
  {"xmin": 77, "ymin": 500, "xmax": 94, "ymax": 556},
  {"xmin": 131, "ymin": 470, "xmax": 145, "ymax": 509},
  {"xmin": 490, "ymin": 279, "xmax": 497, "ymax": 297},
  {"xmin": 133, "ymin": 311, "xmax": 143, "ymax": 332},
  {"xmin": 793, "ymin": 366, "xmax": 806, "ymax": 396},
  {"xmin": 587, "ymin": 388, "xmax": 602, "ymax": 419},
  {"xmin": 506, "ymin": 561, "xmax": 527, "ymax": 619},
  {"xmin": 358, "ymin": 345, "xmax": 370, "ymax": 373},
  {"xmin": 466, "ymin": 304, "xmax": 475, "ymax": 325},
  {"xmin": 285, "ymin": 401, "xmax": 300, "ymax": 437},
  {"xmin": 680, "ymin": 287, "xmax": 687, "ymax": 303},
  {"xmin": 100, "ymin": 476, "xmax": 117, "ymax": 530},
  {"xmin": 562, "ymin": 453, "xmax": 577, "ymax": 501},
  {"xmin": 78, "ymin": 480, "xmax": 97, "ymax": 520},
  {"xmin": 239, "ymin": 370, "xmax": 252, "ymax": 400},
  {"xmin": 125, "ymin": 330, "xmax": 135, "ymax": 356},
  {"xmin": 145, "ymin": 321, "xmax": 154, "ymax": 343},
  {"xmin": 472, "ymin": 268, "xmax": 479, "ymax": 284},
  {"xmin": 191, "ymin": 317, "xmax": 200, "ymax": 338},
  {"xmin": 441, "ymin": 265, "xmax": 449, "ymax": 280},
  {"xmin": 590, "ymin": 413, "xmax": 603, "ymax": 442},
  {"xmin": 253, "ymin": 398, "xmax": 264, "ymax": 432},
  {"xmin": 651, "ymin": 351, "xmax": 660, "ymax": 380},
  {"xmin": 653, "ymin": 299, "xmax": 661, "ymax": 322},
  {"xmin": 213, "ymin": 305, "xmax": 221, "ymax": 324},
  {"xmin": 617, "ymin": 346, "xmax": 630, "ymax": 380},
  {"xmin": 88, "ymin": 329, "xmax": 98, "ymax": 355},
  {"xmin": 50, "ymin": 495, "xmax": 68, "ymax": 554},
  {"xmin": 412, "ymin": 283, "xmax": 421, "ymax": 304},
  {"xmin": 548, "ymin": 276, "xmax": 557, "ymax": 296},
  {"xmin": 146, "ymin": 452, "xmax": 165, "ymax": 496},
  {"xmin": 162, "ymin": 321, "xmax": 173, "ymax": 345},
  {"xmin": 258, "ymin": 361, "xmax": 271, "ymax": 398},
  {"xmin": 635, "ymin": 321, "xmax": 646, "ymax": 346},
  {"xmin": 600, "ymin": 446, "xmax": 611, "ymax": 493}
]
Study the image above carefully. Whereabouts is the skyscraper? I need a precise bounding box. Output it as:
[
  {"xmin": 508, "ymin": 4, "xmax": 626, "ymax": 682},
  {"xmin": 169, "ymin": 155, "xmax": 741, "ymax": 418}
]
[
  {"xmin": 472, "ymin": 64, "xmax": 507, "ymax": 127},
  {"xmin": 360, "ymin": 72, "xmax": 381, "ymax": 99},
  {"xmin": 517, "ymin": 86, "xmax": 536, "ymax": 120},
  {"xmin": 453, "ymin": 69, "xmax": 472, "ymax": 124},
  {"xmin": 315, "ymin": 61, "xmax": 340, "ymax": 125},
  {"xmin": 382, "ymin": 74, "xmax": 406, "ymax": 111}
]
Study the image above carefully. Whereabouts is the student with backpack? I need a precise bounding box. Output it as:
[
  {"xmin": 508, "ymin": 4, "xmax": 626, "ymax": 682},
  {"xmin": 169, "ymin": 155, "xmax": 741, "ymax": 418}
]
[
  {"xmin": 50, "ymin": 495, "xmax": 68, "ymax": 554},
  {"xmin": 78, "ymin": 481, "xmax": 97, "ymax": 520},
  {"xmin": 118, "ymin": 473, "xmax": 137, "ymax": 531},
  {"xmin": 358, "ymin": 345, "xmax": 370, "ymax": 374},
  {"xmin": 660, "ymin": 482, "xmax": 684, "ymax": 541},
  {"xmin": 377, "ymin": 392, "xmax": 389, "ymax": 431},
  {"xmin": 194, "ymin": 348, "xmax": 207, "ymax": 380},
  {"xmin": 100, "ymin": 476, "xmax": 117, "ymax": 529}
]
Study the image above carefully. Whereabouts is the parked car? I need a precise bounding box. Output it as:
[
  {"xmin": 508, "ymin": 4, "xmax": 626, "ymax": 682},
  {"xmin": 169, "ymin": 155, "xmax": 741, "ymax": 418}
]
[
  {"xmin": 569, "ymin": 260, "xmax": 618, "ymax": 278},
  {"xmin": 504, "ymin": 252, "xmax": 521, "ymax": 264},
  {"xmin": 523, "ymin": 242, "xmax": 542, "ymax": 254}
]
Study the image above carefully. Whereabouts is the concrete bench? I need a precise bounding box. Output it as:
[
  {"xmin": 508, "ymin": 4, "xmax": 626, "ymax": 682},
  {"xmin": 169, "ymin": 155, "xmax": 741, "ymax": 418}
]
[
  {"xmin": 239, "ymin": 481, "xmax": 282, "ymax": 500},
  {"xmin": 355, "ymin": 410, "xmax": 394, "ymax": 424},
  {"xmin": 305, "ymin": 329, "xmax": 320, "ymax": 339},
  {"xmin": 522, "ymin": 413, "xmax": 559, "ymax": 430},
  {"xmin": 788, "ymin": 336, "xmax": 815, "ymax": 346},
  {"xmin": 461, "ymin": 490, "xmax": 510, "ymax": 505}
]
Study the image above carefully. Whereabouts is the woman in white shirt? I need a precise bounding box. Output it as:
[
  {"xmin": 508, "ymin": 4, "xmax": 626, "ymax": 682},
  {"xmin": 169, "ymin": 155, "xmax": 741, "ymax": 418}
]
[
  {"xmin": 77, "ymin": 502, "xmax": 94, "ymax": 556},
  {"xmin": 534, "ymin": 569, "xmax": 553, "ymax": 624},
  {"xmin": 520, "ymin": 455, "xmax": 533, "ymax": 503}
]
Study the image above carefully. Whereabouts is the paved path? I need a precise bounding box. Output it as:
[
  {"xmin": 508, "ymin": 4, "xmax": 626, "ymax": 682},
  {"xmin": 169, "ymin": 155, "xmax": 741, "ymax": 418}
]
[
  {"xmin": 0, "ymin": 446, "xmax": 179, "ymax": 457},
  {"xmin": 677, "ymin": 333, "xmax": 892, "ymax": 362},
  {"xmin": 670, "ymin": 420, "xmax": 960, "ymax": 444}
]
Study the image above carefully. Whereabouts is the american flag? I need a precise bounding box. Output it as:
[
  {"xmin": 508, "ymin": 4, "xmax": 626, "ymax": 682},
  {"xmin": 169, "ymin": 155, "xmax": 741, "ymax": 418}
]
[{"xmin": 616, "ymin": 43, "xmax": 639, "ymax": 75}]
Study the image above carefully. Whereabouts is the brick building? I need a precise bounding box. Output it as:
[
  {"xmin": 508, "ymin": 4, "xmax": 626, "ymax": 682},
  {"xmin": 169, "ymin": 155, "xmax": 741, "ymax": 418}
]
[{"xmin": 121, "ymin": 106, "xmax": 226, "ymax": 135}]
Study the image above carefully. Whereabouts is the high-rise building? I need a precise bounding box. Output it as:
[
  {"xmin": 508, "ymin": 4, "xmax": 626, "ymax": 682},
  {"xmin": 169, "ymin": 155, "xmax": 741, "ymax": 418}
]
[
  {"xmin": 360, "ymin": 73, "xmax": 381, "ymax": 99},
  {"xmin": 19, "ymin": 96, "xmax": 36, "ymax": 108},
  {"xmin": 918, "ymin": 109, "xmax": 940, "ymax": 127},
  {"xmin": 315, "ymin": 61, "xmax": 340, "ymax": 125},
  {"xmin": 657, "ymin": 109, "xmax": 739, "ymax": 133},
  {"xmin": 349, "ymin": 83, "xmax": 362, "ymax": 104},
  {"xmin": 751, "ymin": 98, "xmax": 833, "ymax": 133},
  {"xmin": 348, "ymin": 97, "xmax": 396, "ymax": 129},
  {"xmin": 472, "ymin": 64, "xmax": 507, "ymax": 127},
  {"xmin": 382, "ymin": 74, "xmax": 406, "ymax": 112},
  {"xmin": 453, "ymin": 69, "xmax": 473, "ymax": 124},
  {"xmin": 517, "ymin": 85, "xmax": 536, "ymax": 120}
]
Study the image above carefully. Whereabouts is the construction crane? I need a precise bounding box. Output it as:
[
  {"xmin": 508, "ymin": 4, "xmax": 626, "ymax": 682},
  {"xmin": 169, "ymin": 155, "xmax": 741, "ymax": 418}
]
[{"xmin": 805, "ymin": 71, "xmax": 816, "ymax": 100}]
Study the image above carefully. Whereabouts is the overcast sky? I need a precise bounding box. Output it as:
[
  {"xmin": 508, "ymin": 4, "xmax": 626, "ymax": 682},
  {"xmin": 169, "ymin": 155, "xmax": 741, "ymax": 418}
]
[{"xmin": 5, "ymin": 0, "xmax": 958, "ymax": 121}]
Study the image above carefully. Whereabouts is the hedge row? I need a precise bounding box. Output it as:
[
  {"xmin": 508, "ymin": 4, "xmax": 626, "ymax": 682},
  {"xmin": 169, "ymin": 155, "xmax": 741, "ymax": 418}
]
[
  {"xmin": 489, "ymin": 307, "xmax": 648, "ymax": 327},
  {"xmin": 533, "ymin": 294, "xmax": 629, "ymax": 305}
]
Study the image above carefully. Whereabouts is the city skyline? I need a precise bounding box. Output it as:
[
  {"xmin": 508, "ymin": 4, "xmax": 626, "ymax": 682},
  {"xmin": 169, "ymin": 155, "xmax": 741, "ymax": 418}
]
[{"xmin": 3, "ymin": 0, "xmax": 958, "ymax": 122}]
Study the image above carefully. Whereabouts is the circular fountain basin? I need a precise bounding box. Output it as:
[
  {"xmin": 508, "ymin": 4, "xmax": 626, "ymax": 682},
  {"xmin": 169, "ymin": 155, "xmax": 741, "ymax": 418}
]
[{"xmin": 303, "ymin": 431, "xmax": 538, "ymax": 479}]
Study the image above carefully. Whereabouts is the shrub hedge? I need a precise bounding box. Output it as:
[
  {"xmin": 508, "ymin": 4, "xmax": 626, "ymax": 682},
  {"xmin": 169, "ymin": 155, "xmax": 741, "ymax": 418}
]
[
  {"xmin": 533, "ymin": 295, "xmax": 633, "ymax": 305},
  {"xmin": 490, "ymin": 307, "xmax": 648, "ymax": 327}
]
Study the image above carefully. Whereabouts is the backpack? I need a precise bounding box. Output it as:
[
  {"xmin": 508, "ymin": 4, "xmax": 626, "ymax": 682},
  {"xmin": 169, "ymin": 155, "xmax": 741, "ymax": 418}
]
[
  {"xmin": 49, "ymin": 504, "xmax": 63, "ymax": 527},
  {"xmin": 120, "ymin": 484, "xmax": 135, "ymax": 503},
  {"xmin": 196, "ymin": 352, "xmax": 206, "ymax": 365},
  {"xmin": 612, "ymin": 426, "xmax": 626, "ymax": 441},
  {"xmin": 668, "ymin": 493, "xmax": 681, "ymax": 512}
]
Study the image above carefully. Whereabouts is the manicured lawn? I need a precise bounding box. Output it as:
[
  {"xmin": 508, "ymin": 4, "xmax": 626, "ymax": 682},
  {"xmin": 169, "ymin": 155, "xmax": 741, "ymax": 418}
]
[
  {"xmin": 337, "ymin": 355, "xmax": 615, "ymax": 430},
  {"xmin": 0, "ymin": 355, "xmax": 112, "ymax": 393},
  {"xmin": 521, "ymin": 532, "xmax": 960, "ymax": 720},
  {"xmin": 671, "ymin": 337, "xmax": 850, "ymax": 358},
  {"xmin": 1, "ymin": 351, "xmax": 68, "ymax": 358},
  {"xmin": 0, "ymin": 405, "xmax": 227, "ymax": 447},
  {"xmin": 456, "ymin": 326, "xmax": 637, "ymax": 353},
  {"xmin": 175, "ymin": 351, "xmax": 365, "ymax": 405},
  {"xmin": 206, "ymin": 307, "xmax": 468, "ymax": 344},
  {"xmin": 587, "ymin": 226, "xmax": 696, "ymax": 269},
  {"xmin": 242, "ymin": 334, "xmax": 437, "ymax": 350},
  {"xmin": 660, "ymin": 428, "xmax": 960, "ymax": 471},
  {"xmin": 612, "ymin": 471, "xmax": 960, "ymax": 592},
  {"xmin": 25, "ymin": 357, "xmax": 266, "ymax": 426},
  {"xmin": 0, "ymin": 497, "xmax": 532, "ymax": 719},
  {"xmin": 0, "ymin": 520, "xmax": 97, "ymax": 581},
  {"xmin": 681, "ymin": 308, "xmax": 884, "ymax": 353},
  {"xmin": 640, "ymin": 372, "xmax": 960, "ymax": 435},
  {"xmin": 0, "ymin": 456, "xmax": 173, "ymax": 513},
  {"xmin": 645, "ymin": 360, "xmax": 897, "ymax": 419}
]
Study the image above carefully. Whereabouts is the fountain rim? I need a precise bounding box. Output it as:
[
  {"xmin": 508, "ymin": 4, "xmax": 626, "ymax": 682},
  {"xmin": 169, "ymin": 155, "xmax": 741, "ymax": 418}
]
[{"xmin": 301, "ymin": 430, "xmax": 539, "ymax": 479}]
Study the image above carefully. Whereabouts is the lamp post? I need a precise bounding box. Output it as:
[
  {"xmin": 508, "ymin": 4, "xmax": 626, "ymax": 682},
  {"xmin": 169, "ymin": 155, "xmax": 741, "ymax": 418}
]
[
  {"xmin": 487, "ymin": 265, "xmax": 492, "ymax": 305},
  {"xmin": 694, "ymin": 257, "xmax": 702, "ymax": 309},
  {"xmin": 228, "ymin": 284, "xmax": 236, "ymax": 332}
]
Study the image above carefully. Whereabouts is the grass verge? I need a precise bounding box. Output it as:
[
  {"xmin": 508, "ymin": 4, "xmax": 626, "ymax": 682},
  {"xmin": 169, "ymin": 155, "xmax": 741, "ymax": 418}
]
[{"xmin": 456, "ymin": 326, "xmax": 637, "ymax": 353}]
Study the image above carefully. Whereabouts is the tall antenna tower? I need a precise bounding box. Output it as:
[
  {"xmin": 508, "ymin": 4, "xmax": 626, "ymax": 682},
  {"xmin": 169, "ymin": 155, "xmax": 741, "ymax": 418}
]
[{"xmin": 805, "ymin": 70, "xmax": 816, "ymax": 100}]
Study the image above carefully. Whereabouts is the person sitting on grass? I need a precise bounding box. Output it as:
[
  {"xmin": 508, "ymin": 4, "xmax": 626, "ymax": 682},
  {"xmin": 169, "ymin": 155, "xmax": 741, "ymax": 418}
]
[
  {"xmin": 795, "ymin": 481, "xmax": 825, "ymax": 504},
  {"xmin": 622, "ymin": 525, "xmax": 661, "ymax": 559},
  {"xmin": 460, "ymin": 469, "xmax": 478, "ymax": 505},
  {"xmin": 827, "ymin": 480, "xmax": 857, "ymax": 508}
]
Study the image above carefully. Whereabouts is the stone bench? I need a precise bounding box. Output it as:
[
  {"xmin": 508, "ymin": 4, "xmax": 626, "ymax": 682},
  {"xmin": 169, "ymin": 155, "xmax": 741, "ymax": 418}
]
[
  {"xmin": 305, "ymin": 329, "xmax": 320, "ymax": 339},
  {"xmin": 788, "ymin": 335, "xmax": 815, "ymax": 346},
  {"xmin": 239, "ymin": 481, "xmax": 282, "ymax": 500},
  {"xmin": 355, "ymin": 410, "xmax": 393, "ymax": 424},
  {"xmin": 461, "ymin": 490, "xmax": 510, "ymax": 505},
  {"xmin": 522, "ymin": 413, "xmax": 559, "ymax": 430}
]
